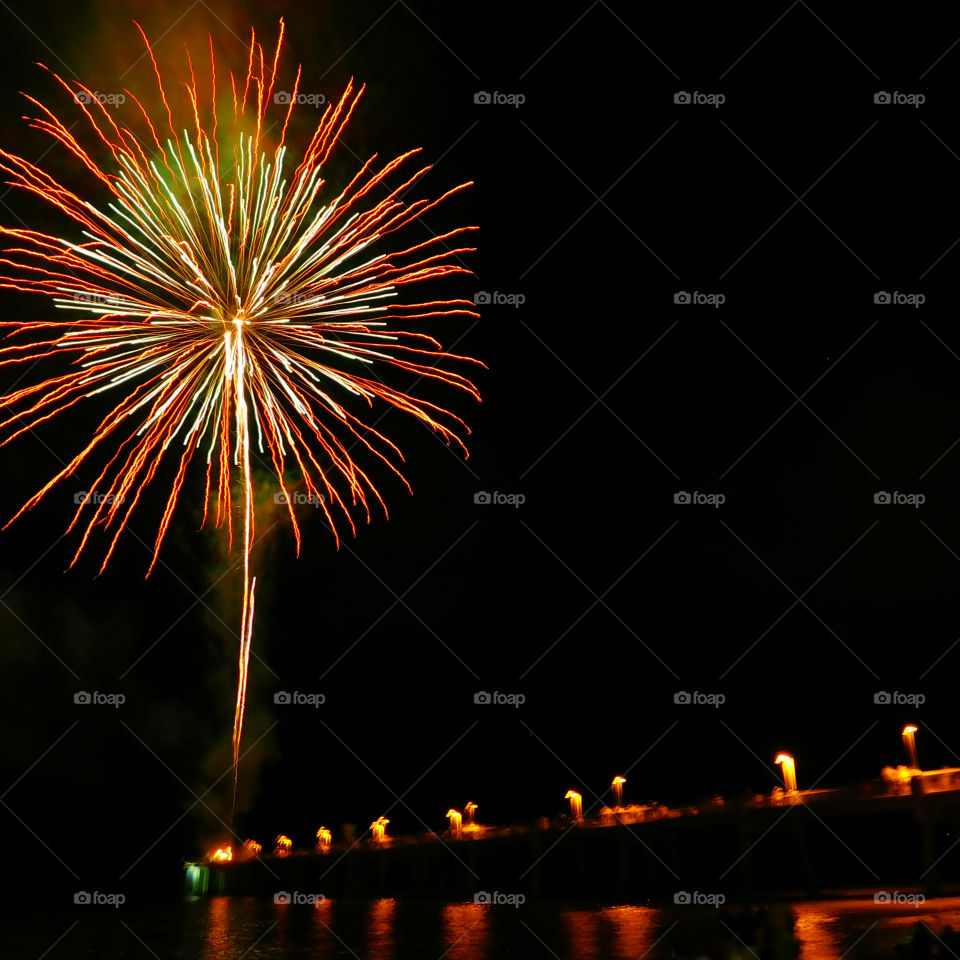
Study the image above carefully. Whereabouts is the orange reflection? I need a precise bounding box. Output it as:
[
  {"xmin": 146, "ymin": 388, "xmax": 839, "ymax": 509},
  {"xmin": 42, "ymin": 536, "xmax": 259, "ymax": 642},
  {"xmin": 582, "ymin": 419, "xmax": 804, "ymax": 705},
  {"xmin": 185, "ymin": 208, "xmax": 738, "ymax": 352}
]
[
  {"xmin": 367, "ymin": 899, "xmax": 396, "ymax": 960},
  {"xmin": 307, "ymin": 894, "xmax": 336, "ymax": 955},
  {"xmin": 604, "ymin": 905, "xmax": 657, "ymax": 959},
  {"xmin": 203, "ymin": 896, "xmax": 231, "ymax": 960},
  {"xmin": 792, "ymin": 904, "xmax": 847, "ymax": 960},
  {"xmin": 563, "ymin": 908, "xmax": 599, "ymax": 957},
  {"xmin": 443, "ymin": 903, "xmax": 490, "ymax": 960}
]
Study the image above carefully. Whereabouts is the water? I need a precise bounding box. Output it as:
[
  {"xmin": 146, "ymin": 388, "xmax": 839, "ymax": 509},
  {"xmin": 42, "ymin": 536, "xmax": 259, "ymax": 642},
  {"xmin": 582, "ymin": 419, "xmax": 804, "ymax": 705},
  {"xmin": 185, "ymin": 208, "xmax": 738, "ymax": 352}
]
[{"xmin": 5, "ymin": 896, "xmax": 960, "ymax": 959}]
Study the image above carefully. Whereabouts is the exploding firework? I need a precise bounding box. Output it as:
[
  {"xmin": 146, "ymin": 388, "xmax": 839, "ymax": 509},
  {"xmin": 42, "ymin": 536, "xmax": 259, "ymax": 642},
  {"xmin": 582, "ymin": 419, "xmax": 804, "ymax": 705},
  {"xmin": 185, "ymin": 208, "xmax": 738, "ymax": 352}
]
[{"xmin": 0, "ymin": 21, "xmax": 481, "ymax": 819}]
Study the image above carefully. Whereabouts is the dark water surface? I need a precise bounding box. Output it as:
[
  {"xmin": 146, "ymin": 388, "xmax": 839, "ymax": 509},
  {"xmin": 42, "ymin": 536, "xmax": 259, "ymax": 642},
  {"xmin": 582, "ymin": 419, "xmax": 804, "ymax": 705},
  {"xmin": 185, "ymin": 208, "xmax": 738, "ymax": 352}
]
[{"xmin": 5, "ymin": 896, "xmax": 960, "ymax": 958}]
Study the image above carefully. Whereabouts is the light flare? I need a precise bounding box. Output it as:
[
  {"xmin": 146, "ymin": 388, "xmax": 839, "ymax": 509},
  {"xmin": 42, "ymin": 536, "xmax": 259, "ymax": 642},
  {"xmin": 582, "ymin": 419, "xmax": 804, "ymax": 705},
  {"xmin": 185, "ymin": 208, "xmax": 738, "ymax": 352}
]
[
  {"xmin": 775, "ymin": 753, "xmax": 797, "ymax": 793},
  {"xmin": 316, "ymin": 826, "xmax": 332, "ymax": 852},
  {"xmin": 446, "ymin": 808, "xmax": 462, "ymax": 839}
]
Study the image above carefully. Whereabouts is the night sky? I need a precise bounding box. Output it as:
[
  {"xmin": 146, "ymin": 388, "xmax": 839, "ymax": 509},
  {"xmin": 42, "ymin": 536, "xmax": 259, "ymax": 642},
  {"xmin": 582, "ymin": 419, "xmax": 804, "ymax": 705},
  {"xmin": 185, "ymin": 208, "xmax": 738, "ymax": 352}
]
[{"xmin": 2, "ymin": 0, "xmax": 960, "ymax": 912}]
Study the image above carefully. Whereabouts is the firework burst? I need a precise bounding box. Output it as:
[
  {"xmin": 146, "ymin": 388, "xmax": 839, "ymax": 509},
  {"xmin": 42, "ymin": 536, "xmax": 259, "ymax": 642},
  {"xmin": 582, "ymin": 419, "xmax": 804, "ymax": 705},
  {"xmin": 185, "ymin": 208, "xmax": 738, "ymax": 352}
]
[{"xmin": 0, "ymin": 21, "xmax": 481, "ymax": 817}]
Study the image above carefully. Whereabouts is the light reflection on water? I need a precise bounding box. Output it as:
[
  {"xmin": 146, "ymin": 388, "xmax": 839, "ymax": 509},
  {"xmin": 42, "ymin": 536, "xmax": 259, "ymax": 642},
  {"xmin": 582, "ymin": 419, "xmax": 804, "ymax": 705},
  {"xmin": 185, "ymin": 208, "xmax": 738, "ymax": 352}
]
[
  {"xmin": 603, "ymin": 904, "xmax": 659, "ymax": 958},
  {"xmin": 9, "ymin": 896, "xmax": 960, "ymax": 958},
  {"xmin": 443, "ymin": 902, "xmax": 490, "ymax": 960},
  {"xmin": 793, "ymin": 903, "xmax": 846, "ymax": 959},
  {"xmin": 563, "ymin": 905, "xmax": 599, "ymax": 956},
  {"xmin": 203, "ymin": 895, "xmax": 960, "ymax": 958},
  {"xmin": 368, "ymin": 898, "xmax": 397, "ymax": 960},
  {"xmin": 793, "ymin": 898, "xmax": 960, "ymax": 959},
  {"xmin": 202, "ymin": 893, "xmax": 231, "ymax": 960}
]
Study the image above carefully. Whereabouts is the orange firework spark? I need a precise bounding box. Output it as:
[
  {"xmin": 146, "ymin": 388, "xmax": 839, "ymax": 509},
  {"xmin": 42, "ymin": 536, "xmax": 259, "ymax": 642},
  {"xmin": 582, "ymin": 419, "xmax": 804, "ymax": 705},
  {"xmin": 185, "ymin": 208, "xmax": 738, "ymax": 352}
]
[{"xmin": 0, "ymin": 21, "xmax": 481, "ymax": 818}]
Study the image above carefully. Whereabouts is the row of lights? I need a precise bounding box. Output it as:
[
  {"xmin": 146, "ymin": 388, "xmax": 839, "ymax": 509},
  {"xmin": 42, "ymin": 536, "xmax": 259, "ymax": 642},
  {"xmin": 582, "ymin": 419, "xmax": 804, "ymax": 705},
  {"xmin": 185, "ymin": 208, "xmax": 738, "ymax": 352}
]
[
  {"xmin": 775, "ymin": 725, "xmax": 920, "ymax": 796},
  {"xmin": 209, "ymin": 726, "xmax": 923, "ymax": 859},
  {"xmin": 443, "ymin": 802, "xmax": 478, "ymax": 839},
  {"xmin": 563, "ymin": 726, "xmax": 921, "ymax": 819}
]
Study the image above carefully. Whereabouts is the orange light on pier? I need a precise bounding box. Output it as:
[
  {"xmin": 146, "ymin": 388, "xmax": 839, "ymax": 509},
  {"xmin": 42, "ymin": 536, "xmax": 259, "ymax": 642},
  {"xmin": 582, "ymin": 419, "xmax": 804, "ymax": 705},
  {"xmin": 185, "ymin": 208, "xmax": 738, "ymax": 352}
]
[
  {"xmin": 371, "ymin": 817, "xmax": 390, "ymax": 843},
  {"xmin": 274, "ymin": 834, "xmax": 293, "ymax": 857},
  {"xmin": 902, "ymin": 725, "xmax": 920, "ymax": 770},
  {"xmin": 565, "ymin": 790, "xmax": 583, "ymax": 820},
  {"xmin": 243, "ymin": 839, "xmax": 261, "ymax": 857},
  {"xmin": 316, "ymin": 827, "xmax": 332, "ymax": 852},
  {"xmin": 612, "ymin": 776, "xmax": 626, "ymax": 808},
  {"xmin": 775, "ymin": 754, "xmax": 797, "ymax": 793},
  {"xmin": 210, "ymin": 846, "xmax": 232, "ymax": 862},
  {"xmin": 464, "ymin": 801, "xmax": 478, "ymax": 825},
  {"xmin": 446, "ymin": 809, "xmax": 463, "ymax": 839}
]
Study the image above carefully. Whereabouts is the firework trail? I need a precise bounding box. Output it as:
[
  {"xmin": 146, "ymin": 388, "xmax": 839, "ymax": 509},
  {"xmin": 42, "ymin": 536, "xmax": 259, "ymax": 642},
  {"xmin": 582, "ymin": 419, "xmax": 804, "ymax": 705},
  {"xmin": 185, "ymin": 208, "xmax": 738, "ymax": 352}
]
[{"xmin": 0, "ymin": 21, "xmax": 481, "ymax": 820}]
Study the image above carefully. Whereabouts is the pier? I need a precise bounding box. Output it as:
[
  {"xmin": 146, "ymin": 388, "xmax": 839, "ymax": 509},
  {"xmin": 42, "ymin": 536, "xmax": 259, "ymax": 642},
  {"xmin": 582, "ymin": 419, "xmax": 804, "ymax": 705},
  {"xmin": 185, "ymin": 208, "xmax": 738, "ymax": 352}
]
[{"xmin": 186, "ymin": 769, "xmax": 960, "ymax": 901}]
